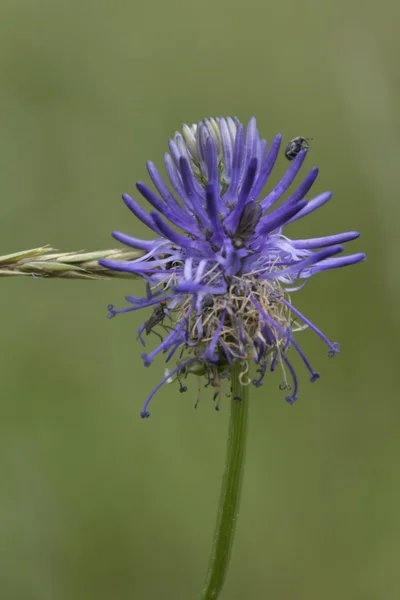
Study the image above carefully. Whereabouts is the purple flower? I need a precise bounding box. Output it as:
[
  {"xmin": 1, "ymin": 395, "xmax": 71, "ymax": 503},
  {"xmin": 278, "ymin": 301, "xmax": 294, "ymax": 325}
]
[{"xmin": 100, "ymin": 117, "xmax": 365, "ymax": 417}]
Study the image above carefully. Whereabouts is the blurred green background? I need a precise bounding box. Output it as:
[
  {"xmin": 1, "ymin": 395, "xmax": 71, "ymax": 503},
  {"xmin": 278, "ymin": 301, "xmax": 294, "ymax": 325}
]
[{"xmin": 0, "ymin": 1, "xmax": 398, "ymax": 598}]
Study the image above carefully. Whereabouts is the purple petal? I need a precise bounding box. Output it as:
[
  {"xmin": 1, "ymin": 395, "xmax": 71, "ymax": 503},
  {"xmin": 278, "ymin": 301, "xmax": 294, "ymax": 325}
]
[
  {"xmin": 150, "ymin": 211, "xmax": 194, "ymax": 248},
  {"xmin": 179, "ymin": 158, "xmax": 210, "ymax": 228},
  {"xmin": 225, "ymin": 124, "xmax": 245, "ymax": 200},
  {"xmin": 261, "ymin": 149, "xmax": 308, "ymax": 211},
  {"xmin": 205, "ymin": 184, "xmax": 224, "ymax": 245},
  {"xmin": 292, "ymin": 232, "xmax": 360, "ymax": 249},
  {"xmin": 224, "ymin": 157, "xmax": 258, "ymax": 234},
  {"xmin": 286, "ymin": 192, "xmax": 332, "ymax": 224},
  {"xmin": 121, "ymin": 194, "xmax": 162, "ymax": 236},
  {"xmin": 251, "ymin": 134, "xmax": 282, "ymax": 200},
  {"xmin": 256, "ymin": 200, "xmax": 308, "ymax": 236},
  {"xmin": 309, "ymin": 252, "xmax": 366, "ymax": 273},
  {"xmin": 111, "ymin": 231, "xmax": 160, "ymax": 252}
]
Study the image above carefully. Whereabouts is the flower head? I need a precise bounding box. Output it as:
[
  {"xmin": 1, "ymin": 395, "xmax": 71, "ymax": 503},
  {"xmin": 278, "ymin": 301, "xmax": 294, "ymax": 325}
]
[{"xmin": 101, "ymin": 117, "xmax": 365, "ymax": 417}]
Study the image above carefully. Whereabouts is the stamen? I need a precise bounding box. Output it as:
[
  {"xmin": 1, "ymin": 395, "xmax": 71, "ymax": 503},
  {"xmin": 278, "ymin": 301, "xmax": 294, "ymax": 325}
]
[
  {"xmin": 275, "ymin": 295, "xmax": 339, "ymax": 355},
  {"xmin": 280, "ymin": 354, "xmax": 298, "ymax": 404},
  {"xmin": 140, "ymin": 358, "xmax": 196, "ymax": 418},
  {"xmin": 289, "ymin": 337, "xmax": 320, "ymax": 382},
  {"xmin": 252, "ymin": 360, "xmax": 267, "ymax": 387}
]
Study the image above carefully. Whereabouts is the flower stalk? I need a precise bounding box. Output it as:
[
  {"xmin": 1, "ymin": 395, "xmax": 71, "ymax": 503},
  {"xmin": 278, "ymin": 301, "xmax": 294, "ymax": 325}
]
[{"xmin": 200, "ymin": 360, "xmax": 249, "ymax": 600}]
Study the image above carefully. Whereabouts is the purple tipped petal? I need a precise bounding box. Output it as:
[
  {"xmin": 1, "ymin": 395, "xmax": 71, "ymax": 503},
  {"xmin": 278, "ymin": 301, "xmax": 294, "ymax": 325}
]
[
  {"xmin": 205, "ymin": 184, "xmax": 224, "ymax": 245},
  {"xmin": 99, "ymin": 258, "xmax": 143, "ymax": 274},
  {"xmin": 224, "ymin": 157, "xmax": 258, "ymax": 234},
  {"xmin": 136, "ymin": 181, "xmax": 165, "ymax": 213},
  {"xmin": 205, "ymin": 137, "xmax": 219, "ymax": 185},
  {"xmin": 111, "ymin": 231, "xmax": 159, "ymax": 252},
  {"xmin": 242, "ymin": 117, "xmax": 258, "ymax": 176},
  {"xmin": 310, "ymin": 252, "xmax": 366, "ymax": 273},
  {"xmin": 268, "ymin": 245, "xmax": 345, "ymax": 278},
  {"xmin": 257, "ymin": 200, "xmax": 308, "ymax": 236},
  {"xmin": 147, "ymin": 160, "xmax": 193, "ymax": 217},
  {"xmin": 150, "ymin": 211, "xmax": 194, "ymax": 248},
  {"xmin": 179, "ymin": 158, "xmax": 210, "ymax": 228},
  {"xmin": 261, "ymin": 149, "xmax": 308, "ymax": 211},
  {"xmin": 292, "ymin": 231, "xmax": 360, "ymax": 249},
  {"xmin": 285, "ymin": 166, "xmax": 319, "ymax": 204},
  {"xmin": 226, "ymin": 123, "xmax": 245, "ymax": 199},
  {"xmin": 174, "ymin": 282, "xmax": 226, "ymax": 294},
  {"xmin": 251, "ymin": 134, "xmax": 282, "ymax": 200},
  {"xmin": 220, "ymin": 118, "xmax": 234, "ymax": 181},
  {"xmin": 121, "ymin": 194, "xmax": 162, "ymax": 236},
  {"xmin": 286, "ymin": 191, "xmax": 332, "ymax": 224},
  {"xmin": 164, "ymin": 153, "xmax": 192, "ymax": 212}
]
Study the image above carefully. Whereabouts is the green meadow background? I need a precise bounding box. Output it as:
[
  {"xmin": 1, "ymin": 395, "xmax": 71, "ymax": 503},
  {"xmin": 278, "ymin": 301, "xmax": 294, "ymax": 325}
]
[{"xmin": 0, "ymin": 1, "xmax": 398, "ymax": 599}]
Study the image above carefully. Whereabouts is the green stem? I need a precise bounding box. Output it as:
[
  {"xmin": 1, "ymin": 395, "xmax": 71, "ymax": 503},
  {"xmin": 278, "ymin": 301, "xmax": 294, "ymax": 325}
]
[{"xmin": 200, "ymin": 361, "xmax": 249, "ymax": 600}]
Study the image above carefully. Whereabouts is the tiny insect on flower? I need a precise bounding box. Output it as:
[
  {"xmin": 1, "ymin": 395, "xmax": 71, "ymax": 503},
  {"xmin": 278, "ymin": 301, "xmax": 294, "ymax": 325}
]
[
  {"xmin": 100, "ymin": 117, "xmax": 365, "ymax": 417},
  {"xmin": 285, "ymin": 136, "xmax": 312, "ymax": 161},
  {"xmin": 143, "ymin": 300, "xmax": 168, "ymax": 336}
]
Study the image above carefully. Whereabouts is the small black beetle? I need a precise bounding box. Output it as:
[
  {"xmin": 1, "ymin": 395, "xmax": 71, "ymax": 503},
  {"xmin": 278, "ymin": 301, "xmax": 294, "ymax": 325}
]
[{"xmin": 284, "ymin": 136, "xmax": 311, "ymax": 161}]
